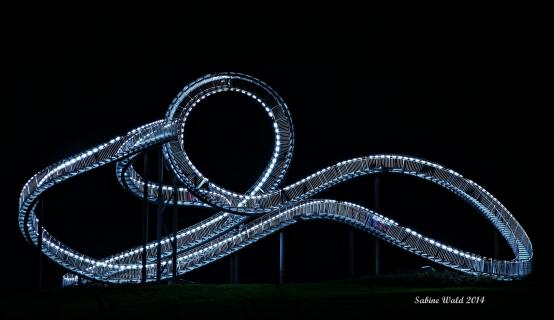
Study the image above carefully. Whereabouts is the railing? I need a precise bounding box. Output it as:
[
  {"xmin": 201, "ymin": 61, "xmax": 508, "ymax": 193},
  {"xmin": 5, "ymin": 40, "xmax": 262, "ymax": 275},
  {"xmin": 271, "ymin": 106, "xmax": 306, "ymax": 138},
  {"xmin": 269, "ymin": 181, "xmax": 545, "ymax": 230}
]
[{"xmin": 18, "ymin": 73, "xmax": 532, "ymax": 284}]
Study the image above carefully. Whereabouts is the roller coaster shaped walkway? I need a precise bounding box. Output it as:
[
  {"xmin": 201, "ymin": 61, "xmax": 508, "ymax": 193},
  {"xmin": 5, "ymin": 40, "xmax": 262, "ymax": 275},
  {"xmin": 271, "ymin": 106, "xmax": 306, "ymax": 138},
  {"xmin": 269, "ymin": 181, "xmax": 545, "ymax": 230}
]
[{"xmin": 19, "ymin": 73, "xmax": 533, "ymax": 284}]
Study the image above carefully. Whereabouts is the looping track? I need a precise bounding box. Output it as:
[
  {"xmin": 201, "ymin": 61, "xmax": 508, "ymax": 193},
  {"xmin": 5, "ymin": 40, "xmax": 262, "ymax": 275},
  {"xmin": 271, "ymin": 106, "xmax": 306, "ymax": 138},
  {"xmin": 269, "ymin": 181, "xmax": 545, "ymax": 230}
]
[{"xmin": 19, "ymin": 73, "xmax": 532, "ymax": 283}]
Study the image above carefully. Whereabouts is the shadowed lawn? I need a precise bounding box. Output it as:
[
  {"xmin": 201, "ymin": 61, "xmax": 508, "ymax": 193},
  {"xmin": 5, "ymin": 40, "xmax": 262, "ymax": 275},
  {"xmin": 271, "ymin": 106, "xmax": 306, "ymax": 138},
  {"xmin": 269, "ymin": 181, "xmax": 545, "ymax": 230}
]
[{"xmin": 0, "ymin": 273, "xmax": 546, "ymax": 319}]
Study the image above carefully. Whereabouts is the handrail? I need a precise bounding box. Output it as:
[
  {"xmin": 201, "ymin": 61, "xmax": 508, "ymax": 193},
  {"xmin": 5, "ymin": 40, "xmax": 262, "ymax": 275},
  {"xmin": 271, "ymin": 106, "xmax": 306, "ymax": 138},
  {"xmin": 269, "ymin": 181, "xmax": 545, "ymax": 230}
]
[{"xmin": 18, "ymin": 73, "xmax": 532, "ymax": 284}]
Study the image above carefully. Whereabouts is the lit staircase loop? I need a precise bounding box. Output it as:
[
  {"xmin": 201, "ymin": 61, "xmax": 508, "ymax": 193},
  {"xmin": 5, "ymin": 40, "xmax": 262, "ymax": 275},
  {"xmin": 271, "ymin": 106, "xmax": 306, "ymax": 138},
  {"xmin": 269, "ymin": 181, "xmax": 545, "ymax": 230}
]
[{"xmin": 19, "ymin": 73, "xmax": 533, "ymax": 284}]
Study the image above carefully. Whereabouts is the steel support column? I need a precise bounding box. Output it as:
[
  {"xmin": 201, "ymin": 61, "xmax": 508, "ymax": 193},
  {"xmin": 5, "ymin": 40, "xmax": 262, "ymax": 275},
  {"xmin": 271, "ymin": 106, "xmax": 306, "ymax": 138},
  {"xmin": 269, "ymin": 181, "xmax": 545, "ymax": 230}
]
[
  {"xmin": 156, "ymin": 148, "xmax": 164, "ymax": 282},
  {"xmin": 348, "ymin": 229, "xmax": 354, "ymax": 280},
  {"xmin": 172, "ymin": 175, "xmax": 178, "ymax": 281},
  {"xmin": 374, "ymin": 175, "xmax": 381, "ymax": 276},
  {"xmin": 494, "ymin": 232, "xmax": 500, "ymax": 259},
  {"xmin": 141, "ymin": 152, "xmax": 149, "ymax": 284},
  {"xmin": 279, "ymin": 231, "xmax": 285, "ymax": 285},
  {"xmin": 230, "ymin": 254, "xmax": 239, "ymax": 284}
]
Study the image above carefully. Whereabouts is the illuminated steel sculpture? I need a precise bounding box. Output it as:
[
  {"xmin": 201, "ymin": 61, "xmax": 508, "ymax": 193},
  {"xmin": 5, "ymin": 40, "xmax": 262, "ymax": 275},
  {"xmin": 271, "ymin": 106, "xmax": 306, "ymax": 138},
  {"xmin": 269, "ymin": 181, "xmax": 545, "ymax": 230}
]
[{"xmin": 19, "ymin": 73, "xmax": 533, "ymax": 284}]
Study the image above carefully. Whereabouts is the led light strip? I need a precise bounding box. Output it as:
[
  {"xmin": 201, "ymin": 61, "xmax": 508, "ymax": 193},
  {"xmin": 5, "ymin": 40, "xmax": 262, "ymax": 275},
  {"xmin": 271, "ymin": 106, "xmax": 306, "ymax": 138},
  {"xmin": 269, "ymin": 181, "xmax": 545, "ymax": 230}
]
[{"xmin": 19, "ymin": 73, "xmax": 532, "ymax": 284}]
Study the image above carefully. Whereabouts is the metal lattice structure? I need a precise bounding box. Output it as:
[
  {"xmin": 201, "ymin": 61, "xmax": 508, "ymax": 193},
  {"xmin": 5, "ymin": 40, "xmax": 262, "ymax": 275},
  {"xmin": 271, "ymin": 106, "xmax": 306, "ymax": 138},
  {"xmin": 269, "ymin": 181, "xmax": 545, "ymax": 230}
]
[{"xmin": 19, "ymin": 73, "xmax": 533, "ymax": 284}]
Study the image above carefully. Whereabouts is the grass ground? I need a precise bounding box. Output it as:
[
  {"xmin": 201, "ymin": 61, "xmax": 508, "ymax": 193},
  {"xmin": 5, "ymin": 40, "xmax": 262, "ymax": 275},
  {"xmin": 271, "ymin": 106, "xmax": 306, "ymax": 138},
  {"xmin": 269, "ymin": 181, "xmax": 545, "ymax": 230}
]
[{"xmin": 0, "ymin": 273, "xmax": 546, "ymax": 319}]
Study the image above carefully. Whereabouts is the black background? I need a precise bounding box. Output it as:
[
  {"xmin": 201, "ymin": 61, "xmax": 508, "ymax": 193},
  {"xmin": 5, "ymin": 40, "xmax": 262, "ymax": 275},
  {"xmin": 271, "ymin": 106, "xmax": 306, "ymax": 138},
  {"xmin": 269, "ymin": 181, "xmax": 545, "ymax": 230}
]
[{"xmin": 3, "ymin": 2, "xmax": 550, "ymax": 290}]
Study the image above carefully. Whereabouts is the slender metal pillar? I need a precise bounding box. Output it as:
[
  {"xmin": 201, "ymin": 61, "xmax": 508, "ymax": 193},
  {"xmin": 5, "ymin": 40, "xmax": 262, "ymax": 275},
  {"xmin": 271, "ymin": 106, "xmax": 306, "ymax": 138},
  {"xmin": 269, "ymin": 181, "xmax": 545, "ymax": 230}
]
[
  {"xmin": 374, "ymin": 175, "xmax": 381, "ymax": 276},
  {"xmin": 141, "ymin": 152, "xmax": 149, "ymax": 284},
  {"xmin": 494, "ymin": 232, "xmax": 500, "ymax": 259},
  {"xmin": 37, "ymin": 201, "xmax": 43, "ymax": 289},
  {"xmin": 348, "ymin": 229, "xmax": 354, "ymax": 280},
  {"xmin": 230, "ymin": 254, "xmax": 239, "ymax": 284},
  {"xmin": 172, "ymin": 176, "xmax": 178, "ymax": 281},
  {"xmin": 279, "ymin": 231, "xmax": 285, "ymax": 285},
  {"xmin": 156, "ymin": 149, "xmax": 164, "ymax": 282},
  {"xmin": 229, "ymin": 256, "xmax": 233, "ymax": 283}
]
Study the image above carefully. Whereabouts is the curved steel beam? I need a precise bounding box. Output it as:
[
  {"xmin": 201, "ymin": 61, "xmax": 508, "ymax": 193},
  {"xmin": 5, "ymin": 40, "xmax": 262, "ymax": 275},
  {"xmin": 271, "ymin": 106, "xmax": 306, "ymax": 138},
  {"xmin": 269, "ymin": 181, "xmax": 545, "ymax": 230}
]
[{"xmin": 19, "ymin": 73, "xmax": 532, "ymax": 284}]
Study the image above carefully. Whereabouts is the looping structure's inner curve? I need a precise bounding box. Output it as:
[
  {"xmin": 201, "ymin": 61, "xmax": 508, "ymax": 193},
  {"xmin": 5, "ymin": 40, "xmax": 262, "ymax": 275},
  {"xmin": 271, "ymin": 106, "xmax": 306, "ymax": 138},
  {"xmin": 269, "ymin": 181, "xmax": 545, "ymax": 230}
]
[{"xmin": 19, "ymin": 73, "xmax": 532, "ymax": 284}]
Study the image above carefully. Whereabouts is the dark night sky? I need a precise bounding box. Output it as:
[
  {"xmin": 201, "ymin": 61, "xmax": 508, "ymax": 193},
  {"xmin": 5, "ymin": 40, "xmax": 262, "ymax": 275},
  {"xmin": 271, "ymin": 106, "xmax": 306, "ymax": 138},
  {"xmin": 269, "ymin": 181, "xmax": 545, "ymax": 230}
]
[{"xmin": 2, "ymin": 3, "xmax": 550, "ymax": 290}]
